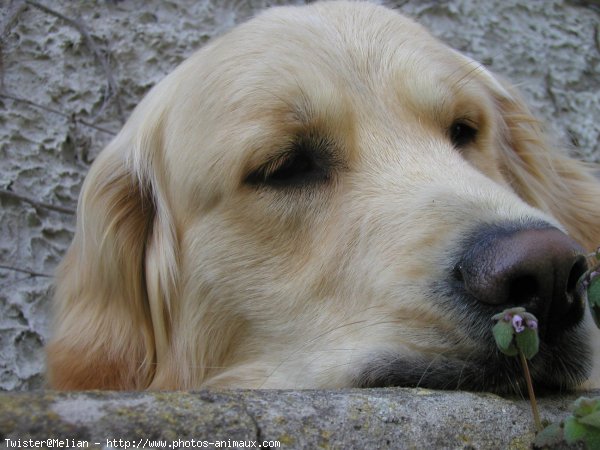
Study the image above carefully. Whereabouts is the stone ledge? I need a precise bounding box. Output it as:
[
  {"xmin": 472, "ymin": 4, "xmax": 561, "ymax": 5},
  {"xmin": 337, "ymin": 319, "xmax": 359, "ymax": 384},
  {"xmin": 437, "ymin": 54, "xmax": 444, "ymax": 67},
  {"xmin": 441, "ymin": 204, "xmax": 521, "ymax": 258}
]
[{"xmin": 1, "ymin": 389, "xmax": 597, "ymax": 449}]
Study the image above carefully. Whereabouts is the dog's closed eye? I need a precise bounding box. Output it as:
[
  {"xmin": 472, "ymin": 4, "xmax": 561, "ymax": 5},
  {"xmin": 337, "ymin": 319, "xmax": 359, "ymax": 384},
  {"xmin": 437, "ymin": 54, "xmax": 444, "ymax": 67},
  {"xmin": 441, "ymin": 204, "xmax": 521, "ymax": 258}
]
[{"xmin": 245, "ymin": 133, "xmax": 337, "ymax": 189}]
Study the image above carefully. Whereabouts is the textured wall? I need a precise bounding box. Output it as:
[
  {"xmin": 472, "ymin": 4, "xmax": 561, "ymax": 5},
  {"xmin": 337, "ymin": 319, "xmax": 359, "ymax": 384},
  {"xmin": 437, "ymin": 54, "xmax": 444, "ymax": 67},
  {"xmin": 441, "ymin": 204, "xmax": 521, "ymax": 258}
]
[{"xmin": 0, "ymin": 0, "xmax": 599, "ymax": 391}]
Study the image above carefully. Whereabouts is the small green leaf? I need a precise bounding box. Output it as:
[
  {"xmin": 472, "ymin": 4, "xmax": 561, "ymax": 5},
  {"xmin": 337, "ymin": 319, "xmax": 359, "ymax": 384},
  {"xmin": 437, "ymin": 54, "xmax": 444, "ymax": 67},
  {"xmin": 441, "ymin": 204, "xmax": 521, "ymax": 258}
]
[
  {"xmin": 588, "ymin": 277, "xmax": 600, "ymax": 328},
  {"xmin": 583, "ymin": 428, "xmax": 600, "ymax": 449},
  {"xmin": 492, "ymin": 320, "xmax": 515, "ymax": 353},
  {"xmin": 573, "ymin": 397, "xmax": 599, "ymax": 418},
  {"xmin": 578, "ymin": 410, "xmax": 600, "ymax": 429},
  {"xmin": 581, "ymin": 427, "xmax": 600, "ymax": 449},
  {"xmin": 564, "ymin": 416, "xmax": 588, "ymax": 444},
  {"xmin": 571, "ymin": 398, "xmax": 600, "ymax": 433},
  {"xmin": 565, "ymin": 418, "xmax": 600, "ymax": 449},
  {"xmin": 588, "ymin": 277, "xmax": 600, "ymax": 307},
  {"xmin": 515, "ymin": 327, "xmax": 539, "ymax": 360},
  {"xmin": 491, "ymin": 312, "xmax": 505, "ymax": 321}
]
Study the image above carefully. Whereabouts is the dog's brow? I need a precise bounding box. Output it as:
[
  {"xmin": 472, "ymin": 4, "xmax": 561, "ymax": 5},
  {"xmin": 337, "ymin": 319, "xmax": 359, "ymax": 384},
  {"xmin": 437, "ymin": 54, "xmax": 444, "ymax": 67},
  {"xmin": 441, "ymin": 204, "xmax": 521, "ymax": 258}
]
[{"xmin": 290, "ymin": 83, "xmax": 318, "ymax": 125}]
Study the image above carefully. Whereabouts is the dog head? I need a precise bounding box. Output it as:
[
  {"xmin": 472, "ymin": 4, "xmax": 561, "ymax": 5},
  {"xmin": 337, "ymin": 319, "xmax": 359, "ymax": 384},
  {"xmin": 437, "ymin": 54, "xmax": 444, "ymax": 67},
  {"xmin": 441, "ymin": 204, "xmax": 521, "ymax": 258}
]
[{"xmin": 48, "ymin": 1, "xmax": 600, "ymax": 392}]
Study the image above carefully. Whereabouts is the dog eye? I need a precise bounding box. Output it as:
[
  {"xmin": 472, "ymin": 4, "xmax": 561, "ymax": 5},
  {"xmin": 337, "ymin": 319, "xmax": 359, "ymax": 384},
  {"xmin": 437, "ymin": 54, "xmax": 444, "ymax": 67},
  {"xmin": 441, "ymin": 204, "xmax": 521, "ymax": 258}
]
[
  {"xmin": 267, "ymin": 151, "xmax": 316, "ymax": 184},
  {"xmin": 245, "ymin": 133, "xmax": 336, "ymax": 189},
  {"xmin": 449, "ymin": 121, "xmax": 478, "ymax": 148},
  {"xmin": 245, "ymin": 149, "xmax": 327, "ymax": 188}
]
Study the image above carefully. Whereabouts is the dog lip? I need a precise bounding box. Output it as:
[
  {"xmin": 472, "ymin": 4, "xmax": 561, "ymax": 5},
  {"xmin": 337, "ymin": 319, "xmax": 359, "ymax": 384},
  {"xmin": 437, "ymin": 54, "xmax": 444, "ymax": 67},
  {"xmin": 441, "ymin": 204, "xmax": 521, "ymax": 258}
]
[{"xmin": 356, "ymin": 328, "xmax": 593, "ymax": 393}]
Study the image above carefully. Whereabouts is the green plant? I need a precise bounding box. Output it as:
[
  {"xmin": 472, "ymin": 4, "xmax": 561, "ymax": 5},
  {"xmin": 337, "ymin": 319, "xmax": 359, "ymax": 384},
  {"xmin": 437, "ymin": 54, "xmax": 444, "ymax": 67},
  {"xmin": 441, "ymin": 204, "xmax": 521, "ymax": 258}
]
[
  {"xmin": 534, "ymin": 397, "xmax": 600, "ymax": 449},
  {"xmin": 494, "ymin": 248, "xmax": 600, "ymax": 449},
  {"xmin": 492, "ymin": 307, "xmax": 541, "ymax": 431},
  {"xmin": 578, "ymin": 248, "xmax": 600, "ymax": 329}
]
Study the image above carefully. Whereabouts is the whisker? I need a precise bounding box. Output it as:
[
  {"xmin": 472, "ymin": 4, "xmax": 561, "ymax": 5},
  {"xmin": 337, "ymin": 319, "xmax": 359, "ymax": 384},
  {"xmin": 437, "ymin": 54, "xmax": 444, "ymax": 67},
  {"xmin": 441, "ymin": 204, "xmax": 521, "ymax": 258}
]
[{"xmin": 415, "ymin": 353, "xmax": 443, "ymax": 389}]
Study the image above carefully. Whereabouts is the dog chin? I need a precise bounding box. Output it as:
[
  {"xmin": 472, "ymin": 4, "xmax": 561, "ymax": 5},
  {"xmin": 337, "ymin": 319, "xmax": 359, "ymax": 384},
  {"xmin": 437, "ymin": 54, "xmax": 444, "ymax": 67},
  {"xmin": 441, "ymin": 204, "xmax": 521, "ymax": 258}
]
[{"xmin": 355, "ymin": 329, "xmax": 592, "ymax": 394}]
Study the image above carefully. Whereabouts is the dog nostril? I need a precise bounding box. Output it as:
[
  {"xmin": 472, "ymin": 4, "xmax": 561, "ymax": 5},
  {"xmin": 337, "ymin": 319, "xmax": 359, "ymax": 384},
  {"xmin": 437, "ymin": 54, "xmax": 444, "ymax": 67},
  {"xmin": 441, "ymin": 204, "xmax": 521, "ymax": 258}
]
[
  {"xmin": 567, "ymin": 256, "xmax": 588, "ymax": 298},
  {"xmin": 508, "ymin": 275, "xmax": 539, "ymax": 306},
  {"xmin": 545, "ymin": 254, "xmax": 589, "ymax": 335}
]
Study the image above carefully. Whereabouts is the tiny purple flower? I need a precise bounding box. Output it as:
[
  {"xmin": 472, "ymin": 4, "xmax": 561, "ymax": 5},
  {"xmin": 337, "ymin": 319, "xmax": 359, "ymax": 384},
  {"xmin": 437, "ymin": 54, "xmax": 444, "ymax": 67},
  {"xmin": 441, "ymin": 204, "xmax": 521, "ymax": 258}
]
[
  {"xmin": 526, "ymin": 319, "xmax": 538, "ymax": 330},
  {"xmin": 512, "ymin": 314, "xmax": 525, "ymax": 333}
]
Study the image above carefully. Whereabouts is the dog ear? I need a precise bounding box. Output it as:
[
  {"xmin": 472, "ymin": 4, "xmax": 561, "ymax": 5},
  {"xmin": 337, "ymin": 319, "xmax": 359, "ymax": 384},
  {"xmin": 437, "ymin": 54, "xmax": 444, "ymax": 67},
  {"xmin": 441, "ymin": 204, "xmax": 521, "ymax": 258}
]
[
  {"xmin": 493, "ymin": 84, "xmax": 600, "ymax": 251},
  {"xmin": 454, "ymin": 52, "xmax": 600, "ymax": 250},
  {"xmin": 454, "ymin": 51, "xmax": 600, "ymax": 251},
  {"xmin": 47, "ymin": 99, "xmax": 178, "ymax": 389}
]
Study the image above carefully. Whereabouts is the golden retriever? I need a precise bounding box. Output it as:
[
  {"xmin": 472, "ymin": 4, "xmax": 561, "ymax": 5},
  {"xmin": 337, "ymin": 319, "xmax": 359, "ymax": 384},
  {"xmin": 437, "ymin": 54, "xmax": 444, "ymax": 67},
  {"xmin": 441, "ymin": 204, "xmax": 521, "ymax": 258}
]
[{"xmin": 47, "ymin": 1, "xmax": 600, "ymax": 392}]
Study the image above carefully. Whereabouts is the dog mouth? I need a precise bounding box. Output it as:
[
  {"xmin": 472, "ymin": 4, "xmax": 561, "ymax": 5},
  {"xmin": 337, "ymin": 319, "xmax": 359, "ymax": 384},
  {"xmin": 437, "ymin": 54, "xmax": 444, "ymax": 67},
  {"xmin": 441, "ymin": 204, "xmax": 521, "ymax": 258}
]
[
  {"xmin": 354, "ymin": 284, "xmax": 594, "ymax": 394},
  {"xmin": 355, "ymin": 324, "xmax": 592, "ymax": 394}
]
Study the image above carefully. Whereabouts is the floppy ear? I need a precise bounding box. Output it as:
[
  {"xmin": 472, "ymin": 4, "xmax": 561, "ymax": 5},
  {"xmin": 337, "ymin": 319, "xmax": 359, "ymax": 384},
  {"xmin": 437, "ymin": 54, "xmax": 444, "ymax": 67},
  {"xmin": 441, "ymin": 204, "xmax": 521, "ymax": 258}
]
[
  {"xmin": 47, "ymin": 103, "xmax": 178, "ymax": 389},
  {"xmin": 493, "ymin": 80, "xmax": 600, "ymax": 251}
]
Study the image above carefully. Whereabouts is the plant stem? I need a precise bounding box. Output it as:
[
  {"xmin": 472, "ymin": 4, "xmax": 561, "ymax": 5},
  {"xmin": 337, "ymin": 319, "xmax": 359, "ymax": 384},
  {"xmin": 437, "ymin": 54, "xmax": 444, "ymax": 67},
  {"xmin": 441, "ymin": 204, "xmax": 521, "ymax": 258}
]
[{"xmin": 519, "ymin": 349, "xmax": 542, "ymax": 432}]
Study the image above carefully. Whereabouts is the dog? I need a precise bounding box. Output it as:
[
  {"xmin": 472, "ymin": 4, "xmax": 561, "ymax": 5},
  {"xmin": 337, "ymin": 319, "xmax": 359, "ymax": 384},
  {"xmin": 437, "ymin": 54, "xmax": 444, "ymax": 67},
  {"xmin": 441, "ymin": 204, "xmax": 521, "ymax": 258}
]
[{"xmin": 47, "ymin": 1, "xmax": 600, "ymax": 392}]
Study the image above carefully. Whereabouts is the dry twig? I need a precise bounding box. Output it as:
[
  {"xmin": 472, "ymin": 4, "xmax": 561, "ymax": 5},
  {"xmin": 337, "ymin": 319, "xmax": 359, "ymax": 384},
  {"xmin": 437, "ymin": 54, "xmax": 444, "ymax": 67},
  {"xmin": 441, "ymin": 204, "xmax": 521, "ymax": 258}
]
[
  {"xmin": 0, "ymin": 189, "xmax": 75, "ymax": 215},
  {"xmin": 0, "ymin": 264, "xmax": 52, "ymax": 278},
  {"xmin": 1, "ymin": 93, "xmax": 116, "ymax": 135}
]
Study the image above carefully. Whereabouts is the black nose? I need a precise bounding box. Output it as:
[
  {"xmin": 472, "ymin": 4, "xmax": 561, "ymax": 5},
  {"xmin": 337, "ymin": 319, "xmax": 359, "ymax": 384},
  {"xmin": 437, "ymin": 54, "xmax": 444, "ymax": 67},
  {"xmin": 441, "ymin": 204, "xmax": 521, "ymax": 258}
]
[{"xmin": 454, "ymin": 225, "xmax": 588, "ymax": 335}]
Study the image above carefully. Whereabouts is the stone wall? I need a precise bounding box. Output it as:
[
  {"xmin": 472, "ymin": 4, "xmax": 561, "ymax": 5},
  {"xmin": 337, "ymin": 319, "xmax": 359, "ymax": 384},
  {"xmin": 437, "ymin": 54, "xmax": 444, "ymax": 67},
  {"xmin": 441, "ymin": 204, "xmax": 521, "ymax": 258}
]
[{"xmin": 1, "ymin": 388, "xmax": 596, "ymax": 449}]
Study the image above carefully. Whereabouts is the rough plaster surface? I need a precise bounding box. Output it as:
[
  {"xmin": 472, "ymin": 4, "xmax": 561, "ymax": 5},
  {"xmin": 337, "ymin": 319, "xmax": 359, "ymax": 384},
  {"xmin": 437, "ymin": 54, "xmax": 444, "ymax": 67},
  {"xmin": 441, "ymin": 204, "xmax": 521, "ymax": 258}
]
[
  {"xmin": 0, "ymin": 0, "xmax": 599, "ymax": 392},
  {"xmin": 1, "ymin": 389, "xmax": 597, "ymax": 449}
]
